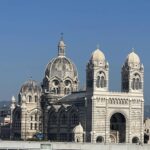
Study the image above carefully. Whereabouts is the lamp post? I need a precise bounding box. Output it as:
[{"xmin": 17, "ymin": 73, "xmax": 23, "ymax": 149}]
[
  {"xmin": 10, "ymin": 108, "xmax": 13, "ymax": 140},
  {"xmin": 84, "ymin": 97, "xmax": 87, "ymax": 142},
  {"xmin": 10, "ymin": 96, "xmax": 16, "ymax": 140}
]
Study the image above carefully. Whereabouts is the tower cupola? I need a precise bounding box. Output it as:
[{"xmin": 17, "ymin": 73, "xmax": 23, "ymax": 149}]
[{"xmin": 58, "ymin": 34, "xmax": 66, "ymax": 57}]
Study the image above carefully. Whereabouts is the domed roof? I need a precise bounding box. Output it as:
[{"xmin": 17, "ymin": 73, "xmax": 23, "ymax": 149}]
[
  {"xmin": 72, "ymin": 123, "xmax": 84, "ymax": 133},
  {"xmin": 20, "ymin": 79, "xmax": 42, "ymax": 93},
  {"xmin": 126, "ymin": 50, "xmax": 140, "ymax": 65},
  {"xmin": 45, "ymin": 56, "xmax": 78, "ymax": 80},
  {"xmin": 91, "ymin": 48, "xmax": 105, "ymax": 62}
]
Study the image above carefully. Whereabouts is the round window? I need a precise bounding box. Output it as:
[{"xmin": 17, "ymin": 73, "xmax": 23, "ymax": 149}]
[
  {"xmin": 53, "ymin": 80, "xmax": 59, "ymax": 86},
  {"xmin": 65, "ymin": 80, "xmax": 71, "ymax": 87}
]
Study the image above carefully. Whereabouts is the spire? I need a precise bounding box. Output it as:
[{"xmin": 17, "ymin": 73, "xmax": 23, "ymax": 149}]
[{"xmin": 58, "ymin": 33, "xmax": 66, "ymax": 56}]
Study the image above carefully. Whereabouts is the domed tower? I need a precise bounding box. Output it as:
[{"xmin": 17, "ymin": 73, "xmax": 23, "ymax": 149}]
[
  {"xmin": 121, "ymin": 49, "xmax": 144, "ymax": 93},
  {"xmin": 18, "ymin": 79, "xmax": 42, "ymax": 140},
  {"xmin": 73, "ymin": 123, "xmax": 84, "ymax": 143},
  {"xmin": 43, "ymin": 37, "xmax": 79, "ymax": 102},
  {"xmin": 19, "ymin": 79, "xmax": 42, "ymax": 106},
  {"xmin": 86, "ymin": 48, "xmax": 109, "ymax": 93}
]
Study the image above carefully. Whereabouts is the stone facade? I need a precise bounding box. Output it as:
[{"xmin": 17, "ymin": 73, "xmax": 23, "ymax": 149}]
[{"xmin": 11, "ymin": 37, "xmax": 144, "ymax": 144}]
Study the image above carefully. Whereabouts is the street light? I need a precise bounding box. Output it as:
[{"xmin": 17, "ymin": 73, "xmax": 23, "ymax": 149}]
[{"xmin": 84, "ymin": 97, "xmax": 87, "ymax": 142}]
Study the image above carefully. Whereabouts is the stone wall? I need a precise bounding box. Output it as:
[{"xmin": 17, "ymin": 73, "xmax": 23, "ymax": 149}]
[{"xmin": 0, "ymin": 141, "xmax": 150, "ymax": 150}]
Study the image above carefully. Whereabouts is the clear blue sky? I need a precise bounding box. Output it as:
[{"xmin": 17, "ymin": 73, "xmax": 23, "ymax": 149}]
[{"xmin": 0, "ymin": 0, "xmax": 150, "ymax": 104}]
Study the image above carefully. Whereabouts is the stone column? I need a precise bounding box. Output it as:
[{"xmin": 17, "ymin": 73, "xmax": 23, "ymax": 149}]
[
  {"xmin": 105, "ymin": 97, "xmax": 110, "ymax": 143},
  {"xmin": 10, "ymin": 96, "xmax": 16, "ymax": 140},
  {"xmin": 21, "ymin": 106, "xmax": 27, "ymax": 140},
  {"xmin": 44, "ymin": 106, "xmax": 49, "ymax": 140},
  {"xmin": 90, "ymin": 131, "xmax": 96, "ymax": 143},
  {"xmin": 128, "ymin": 98, "xmax": 132, "ymax": 143},
  {"xmin": 21, "ymin": 95, "xmax": 27, "ymax": 140},
  {"xmin": 140, "ymin": 100, "xmax": 144, "ymax": 143}
]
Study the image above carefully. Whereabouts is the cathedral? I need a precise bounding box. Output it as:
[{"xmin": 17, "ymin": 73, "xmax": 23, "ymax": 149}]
[{"xmin": 11, "ymin": 36, "xmax": 144, "ymax": 143}]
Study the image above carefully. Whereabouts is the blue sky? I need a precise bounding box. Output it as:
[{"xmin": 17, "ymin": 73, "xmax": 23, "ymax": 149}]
[{"xmin": 0, "ymin": 0, "xmax": 150, "ymax": 104}]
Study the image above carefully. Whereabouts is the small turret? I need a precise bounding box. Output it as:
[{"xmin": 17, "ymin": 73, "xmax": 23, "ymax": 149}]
[
  {"xmin": 10, "ymin": 96, "xmax": 16, "ymax": 110},
  {"xmin": 58, "ymin": 33, "xmax": 66, "ymax": 57}
]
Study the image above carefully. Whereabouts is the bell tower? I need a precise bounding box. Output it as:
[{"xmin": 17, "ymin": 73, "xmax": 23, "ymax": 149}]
[
  {"xmin": 121, "ymin": 49, "xmax": 144, "ymax": 93},
  {"xmin": 86, "ymin": 48, "xmax": 109, "ymax": 93}
]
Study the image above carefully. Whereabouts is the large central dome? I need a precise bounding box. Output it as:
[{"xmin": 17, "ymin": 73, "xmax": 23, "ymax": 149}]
[
  {"xmin": 45, "ymin": 56, "xmax": 78, "ymax": 79},
  {"xmin": 43, "ymin": 37, "xmax": 78, "ymax": 99}
]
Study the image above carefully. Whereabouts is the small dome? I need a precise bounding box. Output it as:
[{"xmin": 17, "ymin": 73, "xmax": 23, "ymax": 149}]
[
  {"xmin": 20, "ymin": 80, "xmax": 42, "ymax": 93},
  {"xmin": 91, "ymin": 48, "xmax": 105, "ymax": 62},
  {"xmin": 126, "ymin": 50, "xmax": 140, "ymax": 65},
  {"xmin": 73, "ymin": 123, "xmax": 84, "ymax": 133}
]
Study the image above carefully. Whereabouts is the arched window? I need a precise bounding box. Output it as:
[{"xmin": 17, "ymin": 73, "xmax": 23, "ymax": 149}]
[
  {"xmin": 39, "ymin": 116, "xmax": 42, "ymax": 121},
  {"xmin": 147, "ymin": 129, "xmax": 149, "ymax": 133},
  {"xmin": 30, "ymin": 112, "xmax": 42, "ymax": 132},
  {"xmin": 64, "ymin": 88, "xmax": 71, "ymax": 94},
  {"xmin": 50, "ymin": 114, "xmax": 57, "ymax": 125},
  {"xmin": 110, "ymin": 113, "xmax": 126, "ymax": 143},
  {"xmin": 60, "ymin": 113, "xmax": 67, "ymax": 125},
  {"xmin": 35, "ymin": 114, "xmax": 37, "ymax": 121},
  {"xmin": 71, "ymin": 113, "xmax": 78, "ymax": 125},
  {"xmin": 135, "ymin": 78, "xmax": 140, "ymax": 90},
  {"xmin": 101, "ymin": 76, "xmax": 105, "ymax": 88},
  {"xmin": 35, "ymin": 123, "xmax": 37, "ymax": 130},
  {"xmin": 132, "ymin": 137, "xmax": 139, "ymax": 143},
  {"xmin": 35, "ymin": 96, "xmax": 38, "ymax": 102},
  {"xmin": 132, "ymin": 78, "xmax": 136, "ymax": 89},
  {"xmin": 52, "ymin": 87, "xmax": 60, "ymax": 94},
  {"xmin": 57, "ymin": 87, "xmax": 60, "ymax": 94},
  {"xmin": 29, "ymin": 96, "xmax": 32, "ymax": 102},
  {"xmin": 64, "ymin": 80, "xmax": 72, "ymax": 94},
  {"xmin": 96, "ymin": 71, "xmax": 106, "ymax": 88},
  {"xmin": 132, "ymin": 73, "xmax": 141, "ymax": 90},
  {"xmin": 96, "ymin": 76, "xmax": 100, "ymax": 88},
  {"xmin": 52, "ymin": 80, "xmax": 60, "ymax": 94},
  {"xmin": 30, "ymin": 123, "xmax": 33, "ymax": 130},
  {"xmin": 96, "ymin": 136, "xmax": 104, "ymax": 143},
  {"xmin": 39, "ymin": 123, "xmax": 42, "ymax": 131}
]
